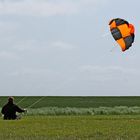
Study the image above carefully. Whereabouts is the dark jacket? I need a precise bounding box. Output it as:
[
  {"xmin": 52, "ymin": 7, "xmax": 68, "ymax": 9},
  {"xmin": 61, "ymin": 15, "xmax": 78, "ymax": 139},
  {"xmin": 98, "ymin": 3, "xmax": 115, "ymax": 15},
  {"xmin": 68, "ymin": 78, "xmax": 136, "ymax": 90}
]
[{"xmin": 1, "ymin": 102, "xmax": 25, "ymax": 120}]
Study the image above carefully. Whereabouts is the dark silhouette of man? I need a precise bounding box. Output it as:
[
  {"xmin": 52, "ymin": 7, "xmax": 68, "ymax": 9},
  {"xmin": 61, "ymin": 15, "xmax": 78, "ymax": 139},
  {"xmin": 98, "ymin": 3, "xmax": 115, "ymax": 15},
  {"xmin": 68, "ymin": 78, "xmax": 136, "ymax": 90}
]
[{"xmin": 1, "ymin": 97, "xmax": 27, "ymax": 120}]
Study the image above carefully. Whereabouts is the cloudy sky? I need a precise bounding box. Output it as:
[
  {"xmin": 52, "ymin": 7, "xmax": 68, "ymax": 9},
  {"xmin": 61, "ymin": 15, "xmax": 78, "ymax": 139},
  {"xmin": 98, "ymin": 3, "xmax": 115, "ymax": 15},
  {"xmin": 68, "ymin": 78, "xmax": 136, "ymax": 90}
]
[{"xmin": 0, "ymin": 0, "xmax": 140, "ymax": 96}]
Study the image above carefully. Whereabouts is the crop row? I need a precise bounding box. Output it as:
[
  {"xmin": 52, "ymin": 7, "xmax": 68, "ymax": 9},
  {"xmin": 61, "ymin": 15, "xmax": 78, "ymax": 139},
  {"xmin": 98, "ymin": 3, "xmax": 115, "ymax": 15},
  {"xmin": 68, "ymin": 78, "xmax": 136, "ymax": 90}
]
[
  {"xmin": 0, "ymin": 106, "xmax": 139, "ymax": 116},
  {"xmin": 1, "ymin": 96, "xmax": 140, "ymax": 108}
]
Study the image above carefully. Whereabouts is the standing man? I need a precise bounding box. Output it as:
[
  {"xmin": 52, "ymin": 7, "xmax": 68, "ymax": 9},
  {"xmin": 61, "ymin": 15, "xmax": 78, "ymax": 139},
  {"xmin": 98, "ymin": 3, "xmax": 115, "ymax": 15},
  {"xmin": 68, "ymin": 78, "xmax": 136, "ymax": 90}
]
[{"xmin": 1, "ymin": 97, "xmax": 27, "ymax": 120}]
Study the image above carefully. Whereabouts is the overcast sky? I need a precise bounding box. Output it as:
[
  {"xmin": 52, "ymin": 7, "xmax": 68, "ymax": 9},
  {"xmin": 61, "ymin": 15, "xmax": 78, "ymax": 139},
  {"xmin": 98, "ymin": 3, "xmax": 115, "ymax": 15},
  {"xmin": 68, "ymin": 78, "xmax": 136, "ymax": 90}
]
[{"xmin": 0, "ymin": 0, "xmax": 140, "ymax": 96}]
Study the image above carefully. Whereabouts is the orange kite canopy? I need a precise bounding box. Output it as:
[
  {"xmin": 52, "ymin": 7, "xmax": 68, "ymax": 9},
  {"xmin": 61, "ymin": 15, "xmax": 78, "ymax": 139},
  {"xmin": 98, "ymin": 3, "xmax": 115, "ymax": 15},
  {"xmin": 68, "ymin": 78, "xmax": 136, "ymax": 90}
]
[{"xmin": 109, "ymin": 18, "xmax": 135, "ymax": 52}]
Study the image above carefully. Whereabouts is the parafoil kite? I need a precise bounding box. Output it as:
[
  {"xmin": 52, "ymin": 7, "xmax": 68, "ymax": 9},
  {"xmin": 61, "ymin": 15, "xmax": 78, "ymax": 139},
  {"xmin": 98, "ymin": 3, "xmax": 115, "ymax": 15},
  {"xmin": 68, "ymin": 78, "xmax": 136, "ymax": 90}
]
[{"xmin": 109, "ymin": 18, "xmax": 135, "ymax": 52}]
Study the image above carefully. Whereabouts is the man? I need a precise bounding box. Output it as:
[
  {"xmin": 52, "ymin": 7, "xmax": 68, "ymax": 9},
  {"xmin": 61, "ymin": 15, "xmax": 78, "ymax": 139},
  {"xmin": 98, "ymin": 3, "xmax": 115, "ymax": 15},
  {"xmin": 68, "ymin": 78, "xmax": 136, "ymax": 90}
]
[{"xmin": 1, "ymin": 97, "xmax": 27, "ymax": 120}]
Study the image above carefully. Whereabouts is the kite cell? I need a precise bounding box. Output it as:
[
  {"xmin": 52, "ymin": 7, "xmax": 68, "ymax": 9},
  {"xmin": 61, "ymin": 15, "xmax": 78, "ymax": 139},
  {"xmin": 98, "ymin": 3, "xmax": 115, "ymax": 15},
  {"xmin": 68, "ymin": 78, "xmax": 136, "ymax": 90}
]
[{"xmin": 109, "ymin": 18, "xmax": 135, "ymax": 52}]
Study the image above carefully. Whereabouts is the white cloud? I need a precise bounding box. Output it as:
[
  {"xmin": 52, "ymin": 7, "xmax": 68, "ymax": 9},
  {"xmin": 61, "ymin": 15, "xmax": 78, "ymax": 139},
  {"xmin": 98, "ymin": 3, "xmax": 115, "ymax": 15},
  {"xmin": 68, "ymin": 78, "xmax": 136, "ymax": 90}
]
[
  {"xmin": 51, "ymin": 41, "xmax": 76, "ymax": 50},
  {"xmin": 0, "ymin": 0, "xmax": 107, "ymax": 17},
  {"xmin": 0, "ymin": 21, "xmax": 19, "ymax": 34},
  {"xmin": 13, "ymin": 40, "xmax": 43, "ymax": 51},
  {"xmin": 81, "ymin": 65, "xmax": 138, "ymax": 75},
  {"xmin": 0, "ymin": 0, "xmax": 78, "ymax": 16},
  {"xmin": 12, "ymin": 39, "xmax": 76, "ymax": 52},
  {"xmin": 80, "ymin": 65, "xmax": 139, "ymax": 82},
  {"xmin": 8, "ymin": 67, "xmax": 51, "ymax": 76},
  {"xmin": 0, "ymin": 51, "xmax": 18, "ymax": 59}
]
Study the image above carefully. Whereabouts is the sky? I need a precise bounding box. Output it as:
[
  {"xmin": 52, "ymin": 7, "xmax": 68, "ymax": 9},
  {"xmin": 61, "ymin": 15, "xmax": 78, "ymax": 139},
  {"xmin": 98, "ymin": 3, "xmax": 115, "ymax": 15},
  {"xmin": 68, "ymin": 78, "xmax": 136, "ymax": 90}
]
[{"xmin": 0, "ymin": 0, "xmax": 140, "ymax": 96}]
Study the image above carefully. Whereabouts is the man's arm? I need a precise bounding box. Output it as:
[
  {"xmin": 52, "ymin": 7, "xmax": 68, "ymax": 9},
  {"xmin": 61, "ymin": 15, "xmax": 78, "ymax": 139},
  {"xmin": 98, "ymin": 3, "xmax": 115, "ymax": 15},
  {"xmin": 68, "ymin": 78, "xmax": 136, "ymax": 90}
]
[
  {"xmin": 15, "ymin": 105, "xmax": 26, "ymax": 113},
  {"xmin": 1, "ymin": 106, "xmax": 5, "ymax": 114}
]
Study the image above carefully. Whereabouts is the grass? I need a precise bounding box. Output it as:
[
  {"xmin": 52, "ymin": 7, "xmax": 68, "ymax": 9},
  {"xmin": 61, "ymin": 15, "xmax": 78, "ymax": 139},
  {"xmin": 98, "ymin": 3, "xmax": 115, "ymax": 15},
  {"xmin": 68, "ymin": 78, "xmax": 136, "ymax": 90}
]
[
  {"xmin": 0, "ymin": 115, "xmax": 140, "ymax": 140},
  {"xmin": 1, "ymin": 96, "xmax": 140, "ymax": 108},
  {"xmin": 1, "ymin": 96, "xmax": 140, "ymax": 139},
  {"xmin": 16, "ymin": 106, "xmax": 140, "ymax": 116},
  {"xmin": 1, "ymin": 96, "xmax": 140, "ymax": 116}
]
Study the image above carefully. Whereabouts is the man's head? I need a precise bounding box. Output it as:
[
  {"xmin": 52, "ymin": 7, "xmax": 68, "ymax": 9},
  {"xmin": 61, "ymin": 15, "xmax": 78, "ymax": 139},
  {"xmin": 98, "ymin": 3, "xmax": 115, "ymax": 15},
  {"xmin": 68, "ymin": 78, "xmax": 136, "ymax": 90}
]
[{"xmin": 8, "ymin": 96, "xmax": 14, "ymax": 103}]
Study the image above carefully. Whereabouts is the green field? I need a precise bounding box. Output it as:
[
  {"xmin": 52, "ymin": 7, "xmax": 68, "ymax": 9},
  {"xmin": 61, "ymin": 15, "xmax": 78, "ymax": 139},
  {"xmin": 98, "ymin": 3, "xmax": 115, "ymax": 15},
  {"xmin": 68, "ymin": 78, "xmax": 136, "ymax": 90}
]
[
  {"xmin": 1, "ymin": 96, "xmax": 140, "ymax": 108},
  {"xmin": 0, "ymin": 115, "xmax": 140, "ymax": 140},
  {"xmin": 1, "ymin": 96, "xmax": 140, "ymax": 140}
]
